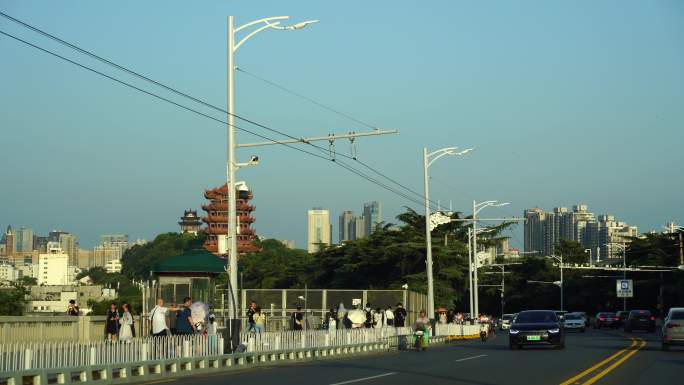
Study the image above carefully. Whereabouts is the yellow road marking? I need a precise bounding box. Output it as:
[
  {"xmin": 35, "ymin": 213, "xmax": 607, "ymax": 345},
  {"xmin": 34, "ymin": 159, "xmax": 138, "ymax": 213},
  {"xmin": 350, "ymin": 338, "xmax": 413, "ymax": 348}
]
[
  {"xmin": 580, "ymin": 338, "xmax": 646, "ymax": 385},
  {"xmin": 558, "ymin": 338, "xmax": 636, "ymax": 385}
]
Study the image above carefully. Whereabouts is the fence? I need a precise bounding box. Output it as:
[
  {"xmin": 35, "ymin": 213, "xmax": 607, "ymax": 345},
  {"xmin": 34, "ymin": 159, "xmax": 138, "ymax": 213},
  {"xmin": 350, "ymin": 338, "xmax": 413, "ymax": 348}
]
[
  {"xmin": 240, "ymin": 327, "xmax": 414, "ymax": 353},
  {"xmin": 434, "ymin": 323, "xmax": 484, "ymax": 337},
  {"xmin": 0, "ymin": 316, "xmax": 144, "ymax": 343},
  {"xmin": 237, "ymin": 289, "xmax": 427, "ymax": 326},
  {"xmin": 0, "ymin": 334, "xmax": 223, "ymax": 373}
]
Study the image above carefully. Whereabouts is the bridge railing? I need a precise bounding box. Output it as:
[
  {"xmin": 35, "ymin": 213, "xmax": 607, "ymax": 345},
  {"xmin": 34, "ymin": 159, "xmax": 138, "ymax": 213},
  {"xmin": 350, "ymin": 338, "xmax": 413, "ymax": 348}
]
[
  {"xmin": 240, "ymin": 327, "xmax": 414, "ymax": 352},
  {"xmin": 0, "ymin": 334, "xmax": 223, "ymax": 373}
]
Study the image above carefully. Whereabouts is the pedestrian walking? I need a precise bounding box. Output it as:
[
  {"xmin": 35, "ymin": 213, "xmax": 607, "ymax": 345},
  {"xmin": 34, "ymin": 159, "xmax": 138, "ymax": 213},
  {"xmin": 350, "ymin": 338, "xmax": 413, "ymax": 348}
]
[
  {"xmin": 246, "ymin": 301, "xmax": 257, "ymax": 332},
  {"xmin": 325, "ymin": 307, "xmax": 337, "ymax": 330},
  {"xmin": 254, "ymin": 306, "xmax": 266, "ymax": 333},
  {"xmin": 118, "ymin": 303, "xmax": 134, "ymax": 342},
  {"xmin": 394, "ymin": 302, "xmax": 407, "ymax": 327},
  {"xmin": 149, "ymin": 298, "xmax": 173, "ymax": 337},
  {"xmin": 175, "ymin": 297, "xmax": 195, "ymax": 335},
  {"xmin": 105, "ymin": 302, "xmax": 120, "ymax": 341},
  {"xmin": 373, "ymin": 307, "xmax": 385, "ymax": 328},
  {"xmin": 291, "ymin": 305, "xmax": 304, "ymax": 331},
  {"xmin": 364, "ymin": 303, "xmax": 373, "ymax": 328},
  {"xmin": 207, "ymin": 313, "xmax": 218, "ymax": 351},
  {"xmin": 385, "ymin": 306, "xmax": 395, "ymax": 327}
]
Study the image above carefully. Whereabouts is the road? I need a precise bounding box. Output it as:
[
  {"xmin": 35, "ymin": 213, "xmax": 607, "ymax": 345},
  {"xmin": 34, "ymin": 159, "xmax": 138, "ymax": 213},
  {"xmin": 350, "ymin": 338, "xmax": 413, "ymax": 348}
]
[{"xmin": 140, "ymin": 329, "xmax": 683, "ymax": 385}]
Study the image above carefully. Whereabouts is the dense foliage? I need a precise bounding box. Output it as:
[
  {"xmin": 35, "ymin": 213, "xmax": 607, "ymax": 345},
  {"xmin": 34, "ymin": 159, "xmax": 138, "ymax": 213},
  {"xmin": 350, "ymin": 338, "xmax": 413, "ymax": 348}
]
[
  {"xmin": 0, "ymin": 277, "xmax": 36, "ymax": 315},
  {"xmin": 121, "ymin": 232, "xmax": 206, "ymax": 279},
  {"xmin": 78, "ymin": 267, "xmax": 143, "ymax": 315}
]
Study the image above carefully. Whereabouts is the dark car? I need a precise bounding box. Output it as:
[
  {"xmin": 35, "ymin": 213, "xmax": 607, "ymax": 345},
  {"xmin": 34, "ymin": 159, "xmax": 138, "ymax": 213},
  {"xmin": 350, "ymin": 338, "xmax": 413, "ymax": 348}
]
[
  {"xmin": 625, "ymin": 310, "xmax": 655, "ymax": 333},
  {"xmin": 615, "ymin": 311, "xmax": 630, "ymax": 327},
  {"xmin": 509, "ymin": 310, "xmax": 564, "ymax": 350},
  {"xmin": 594, "ymin": 312, "xmax": 619, "ymax": 329}
]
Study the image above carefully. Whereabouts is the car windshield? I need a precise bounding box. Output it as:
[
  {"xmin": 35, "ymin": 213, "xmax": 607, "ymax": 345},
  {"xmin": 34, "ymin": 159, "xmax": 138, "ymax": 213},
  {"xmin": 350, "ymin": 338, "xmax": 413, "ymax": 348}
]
[
  {"xmin": 598, "ymin": 313, "xmax": 613, "ymax": 317},
  {"xmin": 516, "ymin": 311, "xmax": 557, "ymax": 323},
  {"xmin": 670, "ymin": 310, "xmax": 684, "ymax": 320},
  {"xmin": 565, "ymin": 314, "xmax": 581, "ymax": 320},
  {"xmin": 503, "ymin": 315, "xmax": 514, "ymax": 321}
]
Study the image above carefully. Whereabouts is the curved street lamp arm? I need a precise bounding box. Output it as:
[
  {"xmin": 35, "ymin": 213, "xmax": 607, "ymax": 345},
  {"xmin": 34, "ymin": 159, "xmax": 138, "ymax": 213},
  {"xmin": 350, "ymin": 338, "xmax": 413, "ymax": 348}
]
[
  {"xmin": 235, "ymin": 16, "xmax": 289, "ymax": 33},
  {"xmin": 234, "ymin": 22, "xmax": 282, "ymax": 52},
  {"xmin": 427, "ymin": 147, "xmax": 459, "ymax": 159}
]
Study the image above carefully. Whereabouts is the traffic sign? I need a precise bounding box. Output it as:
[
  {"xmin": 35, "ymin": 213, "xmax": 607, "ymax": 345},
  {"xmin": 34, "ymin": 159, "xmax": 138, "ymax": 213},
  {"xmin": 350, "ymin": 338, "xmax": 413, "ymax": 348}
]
[{"xmin": 616, "ymin": 279, "xmax": 633, "ymax": 298}]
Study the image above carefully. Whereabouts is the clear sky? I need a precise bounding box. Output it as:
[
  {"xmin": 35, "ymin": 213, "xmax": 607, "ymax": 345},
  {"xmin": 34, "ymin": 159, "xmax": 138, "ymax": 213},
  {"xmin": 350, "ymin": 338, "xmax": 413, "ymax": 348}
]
[{"xmin": 1, "ymin": 0, "xmax": 682, "ymax": 249}]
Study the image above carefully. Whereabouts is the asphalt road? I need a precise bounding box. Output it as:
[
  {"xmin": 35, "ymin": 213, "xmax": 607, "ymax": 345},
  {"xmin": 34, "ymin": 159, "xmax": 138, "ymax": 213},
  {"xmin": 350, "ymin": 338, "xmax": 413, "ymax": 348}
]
[{"xmin": 141, "ymin": 329, "xmax": 683, "ymax": 385}]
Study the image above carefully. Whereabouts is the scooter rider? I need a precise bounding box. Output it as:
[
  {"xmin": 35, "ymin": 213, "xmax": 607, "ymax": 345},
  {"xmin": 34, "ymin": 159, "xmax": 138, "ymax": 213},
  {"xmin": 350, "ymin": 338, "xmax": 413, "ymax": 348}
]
[{"xmin": 413, "ymin": 310, "xmax": 431, "ymax": 351}]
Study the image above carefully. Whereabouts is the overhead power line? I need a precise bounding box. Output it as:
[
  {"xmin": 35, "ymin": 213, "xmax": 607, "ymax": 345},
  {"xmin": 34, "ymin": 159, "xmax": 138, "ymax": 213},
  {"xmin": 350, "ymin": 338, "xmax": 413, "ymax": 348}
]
[
  {"xmin": 0, "ymin": 29, "xmax": 432, "ymax": 209},
  {"xmin": 0, "ymin": 11, "xmax": 437, "ymax": 209}
]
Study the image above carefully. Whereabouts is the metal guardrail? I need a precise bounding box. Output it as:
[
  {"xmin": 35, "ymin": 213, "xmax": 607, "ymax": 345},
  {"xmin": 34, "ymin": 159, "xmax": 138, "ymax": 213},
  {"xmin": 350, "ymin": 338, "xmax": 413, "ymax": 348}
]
[{"xmin": 0, "ymin": 325, "xmax": 469, "ymax": 385}]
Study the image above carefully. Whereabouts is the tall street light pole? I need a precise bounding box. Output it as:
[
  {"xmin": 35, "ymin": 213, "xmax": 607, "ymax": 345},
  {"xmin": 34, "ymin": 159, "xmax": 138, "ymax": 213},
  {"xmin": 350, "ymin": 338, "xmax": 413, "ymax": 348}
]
[
  {"xmin": 545, "ymin": 255, "xmax": 564, "ymax": 311},
  {"xmin": 423, "ymin": 146, "xmax": 472, "ymax": 322},
  {"xmin": 227, "ymin": 15, "xmax": 318, "ymax": 325},
  {"xmin": 467, "ymin": 227, "xmax": 495, "ymax": 316},
  {"xmin": 472, "ymin": 200, "xmax": 509, "ymax": 317}
]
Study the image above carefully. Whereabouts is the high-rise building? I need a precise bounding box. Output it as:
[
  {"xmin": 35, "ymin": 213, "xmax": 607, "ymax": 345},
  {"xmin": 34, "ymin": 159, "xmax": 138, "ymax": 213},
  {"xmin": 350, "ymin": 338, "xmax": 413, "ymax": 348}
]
[
  {"xmin": 524, "ymin": 204, "xmax": 637, "ymax": 260},
  {"xmin": 3, "ymin": 226, "xmax": 13, "ymax": 256},
  {"xmin": 524, "ymin": 208, "xmax": 546, "ymax": 255},
  {"xmin": 338, "ymin": 211, "xmax": 354, "ymax": 243},
  {"xmin": 363, "ymin": 202, "xmax": 382, "ymax": 236},
  {"xmin": 58, "ymin": 233, "xmax": 79, "ymax": 266},
  {"xmin": 33, "ymin": 236, "xmax": 49, "ymax": 253},
  {"xmin": 307, "ymin": 208, "xmax": 331, "ymax": 253},
  {"xmin": 353, "ymin": 216, "xmax": 365, "ymax": 240},
  {"xmin": 38, "ymin": 243, "xmax": 70, "ymax": 286},
  {"xmin": 15, "ymin": 227, "xmax": 33, "ymax": 253}
]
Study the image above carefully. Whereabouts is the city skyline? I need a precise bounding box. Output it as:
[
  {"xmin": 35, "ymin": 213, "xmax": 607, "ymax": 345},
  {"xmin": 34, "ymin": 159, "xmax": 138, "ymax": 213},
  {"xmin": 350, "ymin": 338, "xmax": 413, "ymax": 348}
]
[{"xmin": 1, "ymin": 1, "xmax": 682, "ymax": 251}]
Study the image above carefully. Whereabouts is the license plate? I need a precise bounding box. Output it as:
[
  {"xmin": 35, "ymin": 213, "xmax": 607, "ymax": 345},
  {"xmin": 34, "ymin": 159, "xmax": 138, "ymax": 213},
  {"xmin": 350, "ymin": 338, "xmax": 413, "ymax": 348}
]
[{"xmin": 527, "ymin": 335, "xmax": 541, "ymax": 341}]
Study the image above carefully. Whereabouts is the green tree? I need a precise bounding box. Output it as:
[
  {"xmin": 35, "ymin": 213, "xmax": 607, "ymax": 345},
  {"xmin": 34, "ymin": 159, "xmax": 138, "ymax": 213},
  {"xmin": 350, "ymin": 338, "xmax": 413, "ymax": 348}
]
[
  {"xmin": 554, "ymin": 239, "xmax": 589, "ymax": 264},
  {"xmin": 0, "ymin": 277, "xmax": 34, "ymax": 315},
  {"xmin": 121, "ymin": 232, "xmax": 205, "ymax": 279}
]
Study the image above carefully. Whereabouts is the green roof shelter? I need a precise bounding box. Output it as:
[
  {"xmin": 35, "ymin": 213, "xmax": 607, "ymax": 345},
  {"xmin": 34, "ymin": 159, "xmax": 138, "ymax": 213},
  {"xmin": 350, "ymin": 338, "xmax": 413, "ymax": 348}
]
[{"xmin": 151, "ymin": 249, "xmax": 225, "ymax": 305}]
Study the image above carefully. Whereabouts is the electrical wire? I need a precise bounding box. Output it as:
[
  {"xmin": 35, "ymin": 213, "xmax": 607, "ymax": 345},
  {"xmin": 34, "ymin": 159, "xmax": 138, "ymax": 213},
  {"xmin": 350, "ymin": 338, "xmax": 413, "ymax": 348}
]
[
  {"xmin": 0, "ymin": 29, "xmax": 430, "ymax": 209},
  {"xmin": 0, "ymin": 11, "xmax": 438, "ymax": 210}
]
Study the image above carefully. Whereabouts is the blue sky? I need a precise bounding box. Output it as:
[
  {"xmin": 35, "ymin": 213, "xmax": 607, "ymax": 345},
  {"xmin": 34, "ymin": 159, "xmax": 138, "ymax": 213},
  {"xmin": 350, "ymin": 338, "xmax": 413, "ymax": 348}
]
[{"xmin": 1, "ymin": 0, "xmax": 682, "ymax": 249}]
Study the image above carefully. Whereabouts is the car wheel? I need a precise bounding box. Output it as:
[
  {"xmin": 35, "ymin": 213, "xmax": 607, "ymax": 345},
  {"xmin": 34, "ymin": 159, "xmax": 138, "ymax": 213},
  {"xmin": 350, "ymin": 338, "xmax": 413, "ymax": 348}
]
[
  {"xmin": 649, "ymin": 328, "xmax": 655, "ymax": 333},
  {"xmin": 662, "ymin": 343, "xmax": 669, "ymax": 351},
  {"xmin": 509, "ymin": 343, "xmax": 518, "ymax": 350},
  {"xmin": 625, "ymin": 328, "xmax": 631, "ymax": 333},
  {"xmin": 581, "ymin": 328, "xmax": 586, "ymax": 333}
]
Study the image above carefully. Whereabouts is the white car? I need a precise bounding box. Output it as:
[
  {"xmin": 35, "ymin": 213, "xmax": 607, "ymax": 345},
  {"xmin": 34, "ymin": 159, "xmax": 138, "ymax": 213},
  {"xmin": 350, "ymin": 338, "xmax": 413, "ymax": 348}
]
[
  {"xmin": 662, "ymin": 307, "xmax": 684, "ymax": 350},
  {"xmin": 501, "ymin": 313, "xmax": 516, "ymax": 330},
  {"xmin": 563, "ymin": 313, "xmax": 586, "ymax": 332}
]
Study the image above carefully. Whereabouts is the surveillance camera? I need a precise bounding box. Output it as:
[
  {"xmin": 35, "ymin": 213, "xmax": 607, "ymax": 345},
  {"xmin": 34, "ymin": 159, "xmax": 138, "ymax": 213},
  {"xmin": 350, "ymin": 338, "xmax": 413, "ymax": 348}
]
[{"xmin": 250, "ymin": 155, "xmax": 259, "ymax": 163}]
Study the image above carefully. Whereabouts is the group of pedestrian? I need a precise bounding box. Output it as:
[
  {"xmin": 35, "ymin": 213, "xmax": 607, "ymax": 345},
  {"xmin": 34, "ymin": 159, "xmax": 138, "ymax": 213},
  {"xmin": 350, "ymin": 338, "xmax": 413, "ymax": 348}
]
[
  {"xmin": 105, "ymin": 302, "xmax": 135, "ymax": 342},
  {"xmin": 324, "ymin": 302, "xmax": 407, "ymax": 330},
  {"xmin": 246, "ymin": 301, "xmax": 267, "ymax": 333}
]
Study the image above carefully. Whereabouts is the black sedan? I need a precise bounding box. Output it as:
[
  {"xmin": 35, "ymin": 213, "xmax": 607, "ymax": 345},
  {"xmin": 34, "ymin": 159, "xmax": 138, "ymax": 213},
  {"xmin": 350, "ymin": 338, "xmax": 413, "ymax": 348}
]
[
  {"xmin": 625, "ymin": 310, "xmax": 656, "ymax": 332},
  {"xmin": 594, "ymin": 312, "xmax": 619, "ymax": 329},
  {"xmin": 509, "ymin": 310, "xmax": 565, "ymax": 350}
]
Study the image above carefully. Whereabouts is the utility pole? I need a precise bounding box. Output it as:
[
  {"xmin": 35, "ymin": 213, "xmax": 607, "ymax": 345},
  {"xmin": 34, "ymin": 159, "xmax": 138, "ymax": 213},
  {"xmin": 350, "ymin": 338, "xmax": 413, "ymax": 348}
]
[{"xmin": 225, "ymin": 16, "xmax": 395, "ymax": 347}]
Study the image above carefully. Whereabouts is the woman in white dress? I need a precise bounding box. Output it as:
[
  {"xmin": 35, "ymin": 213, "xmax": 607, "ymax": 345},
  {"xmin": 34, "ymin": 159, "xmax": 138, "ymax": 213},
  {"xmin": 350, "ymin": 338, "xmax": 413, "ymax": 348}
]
[{"xmin": 118, "ymin": 303, "xmax": 134, "ymax": 342}]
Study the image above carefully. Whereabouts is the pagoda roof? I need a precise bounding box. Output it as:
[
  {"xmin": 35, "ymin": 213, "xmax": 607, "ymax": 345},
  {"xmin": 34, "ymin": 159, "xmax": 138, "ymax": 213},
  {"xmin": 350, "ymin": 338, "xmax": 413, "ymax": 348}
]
[{"xmin": 152, "ymin": 249, "xmax": 225, "ymax": 274}]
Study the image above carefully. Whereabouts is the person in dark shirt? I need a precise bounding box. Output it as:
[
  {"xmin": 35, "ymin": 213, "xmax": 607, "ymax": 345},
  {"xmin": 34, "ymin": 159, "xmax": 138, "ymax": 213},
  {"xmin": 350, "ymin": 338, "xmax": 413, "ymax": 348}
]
[
  {"xmin": 105, "ymin": 302, "xmax": 120, "ymax": 341},
  {"xmin": 67, "ymin": 299, "xmax": 79, "ymax": 316},
  {"xmin": 394, "ymin": 302, "xmax": 407, "ymax": 327},
  {"xmin": 175, "ymin": 297, "xmax": 195, "ymax": 335},
  {"xmin": 246, "ymin": 301, "xmax": 257, "ymax": 332},
  {"xmin": 291, "ymin": 306, "xmax": 304, "ymax": 330}
]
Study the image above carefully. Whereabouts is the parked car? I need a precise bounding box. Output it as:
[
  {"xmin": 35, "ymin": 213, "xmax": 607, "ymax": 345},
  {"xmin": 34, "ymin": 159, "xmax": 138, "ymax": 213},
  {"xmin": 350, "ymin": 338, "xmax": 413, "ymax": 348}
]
[
  {"xmin": 509, "ymin": 310, "xmax": 564, "ymax": 350},
  {"xmin": 501, "ymin": 313, "xmax": 516, "ymax": 330},
  {"xmin": 563, "ymin": 313, "xmax": 586, "ymax": 332},
  {"xmin": 594, "ymin": 312, "xmax": 619, "ymax": 329},
  {"xmin": 615, "ymin": 311, "xmax": 630, "ymax": 327},
  {"xmin": 625, "ymin": 310, "xmax": 655, "ymax": 333},
  {"xmin": 662, "ymin": 307, "xmax": 684, "ymax": 350}
]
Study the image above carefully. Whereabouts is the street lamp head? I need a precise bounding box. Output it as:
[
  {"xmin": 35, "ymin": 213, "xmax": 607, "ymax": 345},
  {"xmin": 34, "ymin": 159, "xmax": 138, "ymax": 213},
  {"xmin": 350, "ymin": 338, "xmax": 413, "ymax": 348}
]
[
  {"xmin": 678, "ymin": 265, "xmax": 684, "ymax": 271},
  {"xmin": 287, "ymin": 19, "xmax": 319, "ymax": 30},
  {"xmin": 491, "ymin": 202, "xmax": 510, "ymax": 208}
]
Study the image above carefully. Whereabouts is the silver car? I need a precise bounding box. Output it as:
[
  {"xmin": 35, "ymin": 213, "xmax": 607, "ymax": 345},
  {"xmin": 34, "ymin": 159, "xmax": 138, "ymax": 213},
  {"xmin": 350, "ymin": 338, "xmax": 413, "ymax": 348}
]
[
  {"xmin": 662, "ymin": 307, "xmax": 684, "ymax": 350},
  {"xmin": 563, "ymin": 313, "xmax": 586, "ymax": 332}
]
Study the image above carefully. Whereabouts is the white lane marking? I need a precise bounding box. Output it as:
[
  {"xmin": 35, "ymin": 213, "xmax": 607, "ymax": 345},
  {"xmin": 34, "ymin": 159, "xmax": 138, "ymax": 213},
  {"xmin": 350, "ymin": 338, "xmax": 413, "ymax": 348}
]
[
  {"xmin": 455, "ymin": 354, "xmax": 488, "ymax": 362},
  {"xmin": 329, "ymin": 372, "xmax": 397, "ymax": 385}
]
